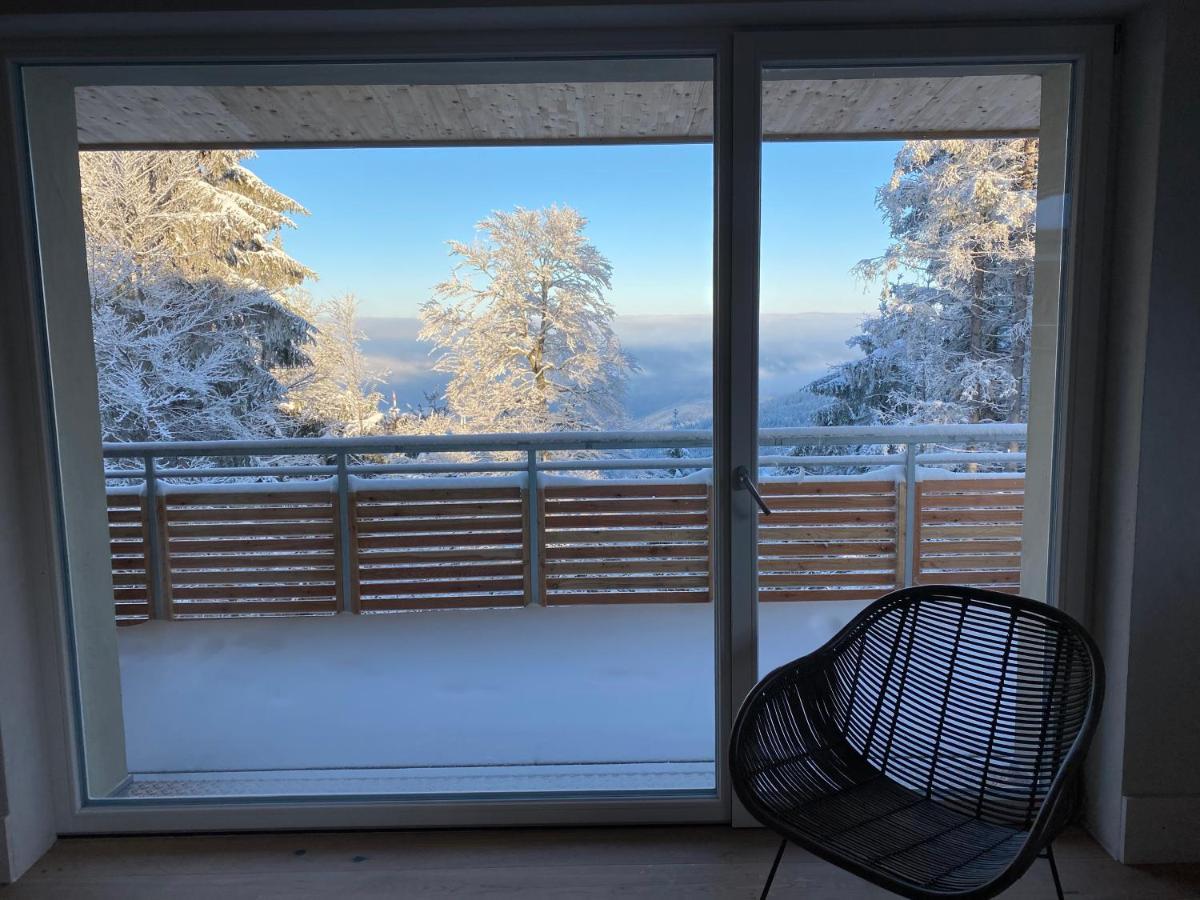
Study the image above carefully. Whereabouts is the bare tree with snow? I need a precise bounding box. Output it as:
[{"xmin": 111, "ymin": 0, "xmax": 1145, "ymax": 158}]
[
  {"xmin": 281, "ymin": 293, "xmax": 386, "ymax": 437},
  {"xmin": 419, "ymin": 205, "xmax": 636, "ymax": 434}
]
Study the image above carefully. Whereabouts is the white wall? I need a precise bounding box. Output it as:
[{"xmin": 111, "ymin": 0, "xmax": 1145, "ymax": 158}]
[
  {"xmin": 1118, "ymin": 0, "xmax": 1200, "ymax": 860},
  {"xmin": 0, "ymin": 67, "xmax": 59, "ymax": 884},
  {"xmin": 1086, "ymin": 0, "xmax": 1200, "ymax": 864}
]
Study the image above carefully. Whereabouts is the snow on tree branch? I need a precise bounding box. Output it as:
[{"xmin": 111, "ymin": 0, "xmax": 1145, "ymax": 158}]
[{"xmin": 419, "ymin": 205, "xmax": 638, "ymax": 436}]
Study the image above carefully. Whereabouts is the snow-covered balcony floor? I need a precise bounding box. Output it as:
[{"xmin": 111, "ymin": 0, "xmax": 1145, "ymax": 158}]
[{"xmin": 114, "ymin": 601, "xmax": 868, "ymax": 799}]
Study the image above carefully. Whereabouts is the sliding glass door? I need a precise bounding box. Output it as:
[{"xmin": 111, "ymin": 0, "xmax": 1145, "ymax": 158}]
[
  {"xmin": 27, "ymin": 55, "xmax": 726, "ymax": 818},
  {"xmin": 22, "ymin": 23, "xmax": 1106, "ymax": 833},
  {"xmin": 727, "ymin": 35, "xmax": 1086, "ymax": 758}
]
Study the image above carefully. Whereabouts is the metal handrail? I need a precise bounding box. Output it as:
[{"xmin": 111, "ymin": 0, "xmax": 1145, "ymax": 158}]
[{"xmin": 100, "ymin": 423, "xmax": 1027, "ymax": 460}]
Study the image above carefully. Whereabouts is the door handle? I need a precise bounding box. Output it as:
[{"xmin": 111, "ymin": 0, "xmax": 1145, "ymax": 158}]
[{"xmin": 734, "ymin": 465, "xmax": 772, "ymax": 515}]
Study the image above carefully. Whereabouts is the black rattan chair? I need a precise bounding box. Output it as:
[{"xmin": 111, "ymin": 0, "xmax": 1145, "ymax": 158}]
[{"xmin": 731, "ymin": 585, "xmax": 1104, "ymax": 900}]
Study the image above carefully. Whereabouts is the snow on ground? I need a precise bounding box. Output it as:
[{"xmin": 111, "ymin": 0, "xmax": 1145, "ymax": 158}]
[{"xmin": 117, "ymin": 601, "xmax": 868, "ymax": 778}]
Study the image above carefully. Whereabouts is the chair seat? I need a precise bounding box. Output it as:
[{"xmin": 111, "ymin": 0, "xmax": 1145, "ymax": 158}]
[{"xmin": 745, "ymin": 748, "xmax": 1028, "ymax": 896}]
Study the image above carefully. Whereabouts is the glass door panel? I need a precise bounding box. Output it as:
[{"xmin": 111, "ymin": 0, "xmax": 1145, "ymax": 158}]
[
  {"xmin": 42, "ymin": 56, "xmax": 721, "ymax": 803},
  {"xmin": 753, "ymin": 65, "xmax": 1072, "ymax": 676}
]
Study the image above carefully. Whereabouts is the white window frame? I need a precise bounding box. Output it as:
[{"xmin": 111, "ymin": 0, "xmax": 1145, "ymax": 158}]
[{"xmin": 11, "ymin": 21, "xmax": 1113, "ymax": 835}]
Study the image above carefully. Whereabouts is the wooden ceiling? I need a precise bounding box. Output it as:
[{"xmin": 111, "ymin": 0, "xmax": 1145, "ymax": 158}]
[{"xmin": 75, "ymin": 73, "xmax": 1040, "ymax": 148}]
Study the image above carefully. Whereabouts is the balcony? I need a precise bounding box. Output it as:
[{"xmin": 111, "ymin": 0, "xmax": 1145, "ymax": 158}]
[
  {"xmin": 101, "ymin": 424, "xmax": 1026, "ymax": 796},
  {"xmin": 105, "ymin": 424, "xmax": 1026, "ymax": 622}
]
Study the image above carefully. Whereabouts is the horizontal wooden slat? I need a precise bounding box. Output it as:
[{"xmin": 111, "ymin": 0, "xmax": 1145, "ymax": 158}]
[
  {"xmin": 543, "ymin": 542, "xmax": 707, "ymax": 560},
  {"xmin": 918, "ymin": 554, "xmax": 1022, "ymax": 570},
  {"xmin": 166, "ymin": 490, "xmax": 332, "ymax": 506},
  {"xmin": 357, "ymin": 578, "xmax": 525, "ymax": 595},
  {"xmin": 169, "ymin": 552, "xmax": 337, "ymax": 570},
  {"xmin": 544, "ymin": 527, "xmax": 708, "ymax": 544},
  {"xmin": 761, "ymin": 480, "xmax": 895, "ymax": 496},
  {"xmin": 759, "ymin": 572, "xmax": 896, "ymax": 586},
  {"xmin": 757, "ymin": 510, "xmax": 896, "ymax": 525},
  {"xmin": 543, "ymin": 483, "xmax": 706, "ymax": 499},
  {"xmin": 544, "ymin": 497, "xmax": 708, "ymax": 514},
  {"xmin": 758, "ymin": 541, "xmax": 895, "ymax": 557},
  {"xmin": 750, "ymin": 526, "xmax": 897, "ymax": 541},
  {"xmin": 357, "ymin": 532, "xmax": 523, "ymax": 550},
  {"xmin": 917, "ymin": 539, "xmax": 1022, "ymax": 555},
  {"xmin": 547, "ymin": 590, "xmax": 709, "ymax": 605},
  {"xmin": 919, "ymin": 478, "xmax": 1025, "ymax": 494},
  {"xmin": 167, "ymin": 504, "xmax": 334, "ymax": 522},
  {"xmin": 757, "ymin": 556, "xmax": 895, "ymax": 573},
  {"xmin": 545, "ymin": 512, "xmax": 707, "ymax": 528},
  {"xmin": 920, "ymin": 524, "xmax": 1023, "ymax": 539},
  {"xmin": 112, "ymin": 572, "xmax": 151, "ymax": 586},
  {"xmin": 107, "ymin": 523, "xmax": 144, "ymax": 538},
  {"xmin": 546, "ymin": 574, "xmax": 709, "ymax": 590},
  {"xmin": 356, "ymin": 501, "xmax": 523, "ymax": 518},
  {"xmin": 167, "ymin": 520, "xmax": 332, "ymax": 538},
  {"xmin": 355, "ymin": 517, "xmax": 523, "ymax": 535},
  {"xmin": 920, "ymin": 509, "xmax": 1024, "ymax": 525},
  {"xmin": 354, "ymin": 487, "xmax": 520, "ymax": 503},
  {"xmin": 171, "ymin": 568, "xmax": 338, "ymax": 585},
  {"xmin": 356, "ymin": 546, "xmax": 523, "ymax": 564},
  {"xmin": 172, "ymin": 600, "xmax": 338, "ymax": 616},
  {"xmin": 359, "ymin": 595, "xmax": 526, "ymax": 610},
  {"xmin": 917, "ymin": 493, "xmax": 1024, "ymax": 509},
  {"xmin": 171, "ymin": 583, "xmax": 337, "ymax": 600},
  {"xmin": 357, "ymin": 562, "xmax": 525, "ymax": 581},
  {"xmin": 752, "ymin": 494, "xmax": 897, "ymax": 510},
  {"xmin": 545, "ymin": 558, "xmax": 708, "ymax": 576},
  {"xmin": 166, "ymin": 536, "xmax": 336, "ymax": 553},
  {"xmin": 915, "ymin": 571, "xmax": 1021, "ymax": 585},
  {"xmin": 760, "ymin": 588, "xmax": 890, "ymax": 602},
  {"xmin": 107, "ymin": 508, "xmax": 145, "ymax": 523}
]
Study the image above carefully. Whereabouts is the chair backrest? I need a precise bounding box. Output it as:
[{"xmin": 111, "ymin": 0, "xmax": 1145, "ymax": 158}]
[{"xmin": 823, "ymin": 586, "xmax": 1103, "ymax": 830}]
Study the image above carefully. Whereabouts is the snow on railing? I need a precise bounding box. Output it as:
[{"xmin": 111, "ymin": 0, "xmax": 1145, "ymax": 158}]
[{"xmin": 102, "ymin": 425, "xmax": 1027, "ymax": 623}]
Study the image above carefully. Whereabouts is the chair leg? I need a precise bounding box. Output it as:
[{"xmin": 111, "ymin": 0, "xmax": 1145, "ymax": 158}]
[
  {"xmin": 760, "ymin": 838, "xmax": 787, "ymax": 900},
  {"xmin": 1045, "ymin": 842, "xmax": 1065, "ymax": 900}
]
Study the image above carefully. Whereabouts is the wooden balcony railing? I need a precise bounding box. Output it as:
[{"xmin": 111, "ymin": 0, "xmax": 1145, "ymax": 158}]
[{"xmin": 103, "ymin": 426, "xmax": 1026, "ymax": 624}]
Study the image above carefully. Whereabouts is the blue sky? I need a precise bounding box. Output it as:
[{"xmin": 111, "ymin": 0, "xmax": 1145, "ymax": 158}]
[{"xmin": 246, "ymin": 140, "xmax": 901, "ymax": 319}]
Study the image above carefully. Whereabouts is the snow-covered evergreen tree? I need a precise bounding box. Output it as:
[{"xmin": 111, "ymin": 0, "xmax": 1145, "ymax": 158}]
[
  {"xmin": 419, "ymin": 205, "xmax": 636, "ymax": 434},
  {"xmin": 281, "ymin": 293, "xmax": 386, "ymax": 437},
  {"xmin": 80, "ymin": 150, "xmax": 314, "ymax": 295},
  {"xmin": 810, "ymin": 138, "xmax": 1038, "ymax": 427},
  {"xmin": 89, "ymin": 245, "xmax": 302, "ymax": 448},
  {"xmin": 80, "ymin": 150, "xmax": 315, "ymax": 443}
]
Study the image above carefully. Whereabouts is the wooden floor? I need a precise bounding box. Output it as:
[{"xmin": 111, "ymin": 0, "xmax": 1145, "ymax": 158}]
[{"xmin": 3, "ymin": 825, "xmax": 1198, "ymax": 899}]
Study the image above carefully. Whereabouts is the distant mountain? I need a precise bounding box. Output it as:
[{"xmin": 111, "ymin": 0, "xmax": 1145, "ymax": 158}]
[
  {"xmin": 359, "ymin": 311, "xmax": 862, "ymax": 427},
  {"xmin": 759, "ymin": 388, "xmax": 833, "ymax": 428}
]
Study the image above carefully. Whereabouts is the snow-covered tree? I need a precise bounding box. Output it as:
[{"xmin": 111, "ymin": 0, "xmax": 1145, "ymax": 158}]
[
  {"xmin": 419, "ymin": 205, "xmax": 636, "ymax": 434},
  {"xmin": 79, "ymin": 150, "xmax": 314, "ymax": 296},
  {"xmin": 281, "ymin": 293, "xmax": 385, "ymax": 437},
  {"xmin": 80, "ymin": 150, "xmax": 315, "ymax": 443},
  {"xmin": 810, "ymin": 138, "xmax": 1038, "ymax": 427},
  {"xmin": 90, "ymin": 245, "xmax": 305, "ymax": 451}
]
